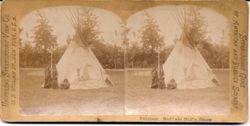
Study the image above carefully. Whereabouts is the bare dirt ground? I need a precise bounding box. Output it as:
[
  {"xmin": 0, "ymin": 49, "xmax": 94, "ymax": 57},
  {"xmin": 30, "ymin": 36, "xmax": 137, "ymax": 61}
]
[
  {"xmin": 125, "ymin": 69, "xmax": 229, "ymax": 116},
  {"xmin": 20, "ymin": 68, "xmax": 229, "ymax": 116},
  {"xmin": 20, "ymin": 69, "xmax": 124, "ymax": 116}
]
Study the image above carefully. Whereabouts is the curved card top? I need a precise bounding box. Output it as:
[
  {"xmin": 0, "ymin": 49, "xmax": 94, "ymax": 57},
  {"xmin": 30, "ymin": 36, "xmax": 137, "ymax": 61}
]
[{"xmin": 0, "ymin": 0, "xmax": 248, "ymax": 123}]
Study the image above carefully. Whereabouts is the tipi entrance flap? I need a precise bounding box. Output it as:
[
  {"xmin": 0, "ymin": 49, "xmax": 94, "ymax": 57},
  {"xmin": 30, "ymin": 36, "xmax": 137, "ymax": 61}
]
[
  {"xmin": 163, "ymin": 36, "xmax": 219, "ymax": 89},
  {"xmin": 163, "ymin": 41, "xmax": 218, "ymax": 89},
  {"xmin": 56, "ymin": 40, "xmax": 110, "ymax": 89},
  {"xmin": 162, "ymin": 7, "xmax": 220, "ymax": 89}
]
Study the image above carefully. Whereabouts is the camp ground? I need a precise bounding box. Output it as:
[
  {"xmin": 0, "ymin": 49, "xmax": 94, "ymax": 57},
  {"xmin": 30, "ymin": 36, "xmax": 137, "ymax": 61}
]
[
  {"xmin": 19, "ymin": 5, "xmax": 229, "ymax": 116},
  {"xmin": 125, "ymin": 6, "xmax": 229, "ymax": 115},
  {"xmin": 55, "ymin": 10, "xmax": 113, "ymax": 89},
  {"xmin": 125, "ymin": 68, "xmax": 229, "ymax": 115},
  {"xmin": 162, "ymin": 7, "xmax": 220, "ymax": 89},
  {"xmin": 20, "ymin": 7, "xmax": 124, "ymax": 115},
  {"xmin": 20, "ymin": 68, "xmax": 124, "ymax": 115}
]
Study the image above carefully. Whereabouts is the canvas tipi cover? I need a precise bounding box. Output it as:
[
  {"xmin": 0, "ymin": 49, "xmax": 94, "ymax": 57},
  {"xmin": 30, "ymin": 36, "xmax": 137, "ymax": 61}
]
[
  {"xmin": 163, "ymin": 37, "xmax": 219, "ymax": 89},
  {"xmin": 162, "ymin": 7, "xmax": 220, "ymax": 89},
  {"xmin": 56, "ymin": 37, "xmax": 111, "ymax": 89}
]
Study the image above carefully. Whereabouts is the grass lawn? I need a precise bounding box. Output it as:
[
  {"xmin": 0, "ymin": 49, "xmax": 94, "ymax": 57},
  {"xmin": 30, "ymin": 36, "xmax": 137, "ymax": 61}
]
[
  {"xmin": 125, "ymin": 69, "xmax": 230, "ymax": 115},
  {"xmin": 20, "ymin": 68, "xmax": 229, "ymax": 116},
  {"xmin": 20, "ymin": 68, "xmax": 124, "ymax": 116}
]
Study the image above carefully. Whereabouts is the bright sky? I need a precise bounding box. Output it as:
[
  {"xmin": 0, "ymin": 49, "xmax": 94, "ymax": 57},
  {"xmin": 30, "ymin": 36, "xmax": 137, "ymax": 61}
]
[
  {"xmin": 20, "ymin": 6, "xmax": 123, "ymax": 46},
  {"xmin": 20, "ymin": 5, "xmax": 229, "ymax": 47}
]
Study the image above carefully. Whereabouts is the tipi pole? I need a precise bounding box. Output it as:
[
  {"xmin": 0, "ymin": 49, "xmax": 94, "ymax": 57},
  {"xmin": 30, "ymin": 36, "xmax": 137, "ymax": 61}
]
[
  {"xmin": 123, "ymin": 35, "xmax": 126, "ymax": 69},
  {"xmin": 157, "ymin": 48, "xmax": 160, "ymax": 77},
  {"xmin": 122, "ymin": 24, "xmax": 129, "ymax": 69},
  {"xmin": 50, "ymin": 51, "xmax": 53, "ymax": 78}
]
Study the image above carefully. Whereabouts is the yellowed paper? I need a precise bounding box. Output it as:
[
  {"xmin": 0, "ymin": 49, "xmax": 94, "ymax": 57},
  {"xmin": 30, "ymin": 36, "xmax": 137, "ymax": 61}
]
[{"xmin": 0, "ymin": 0, "xmax": 248, "ymax": 123}]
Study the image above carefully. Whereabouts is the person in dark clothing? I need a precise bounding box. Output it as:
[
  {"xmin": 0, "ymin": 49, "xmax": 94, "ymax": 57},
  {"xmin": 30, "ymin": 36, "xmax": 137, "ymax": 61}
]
[
  {"xmin": 167, "ymin": 79, "xmax": 177, "ymax": 89},
  {"xmin": 42, "ymin": 64, "xmax": 58, "ymax": 89},
  {"xmin": 43, "ymin": 65, "xmax": 51, "ymax": 88},
  {"xmin": 60, "ymin": 78, "xmax": 70, "ymax": 89},
  {"xmin": 151, "ymin": 65, "xmax": 158, "ymax": 89},
  {"xmin": 157, "ymin": 64, "xmax": 166, "ymax": 89},
  {"xmin": 151, "ymin": 64, "xmax": 166, "ymax": 89},
  {"xmin": 50, "ymin": 64, "xmax": 58, "ymax": 89}
]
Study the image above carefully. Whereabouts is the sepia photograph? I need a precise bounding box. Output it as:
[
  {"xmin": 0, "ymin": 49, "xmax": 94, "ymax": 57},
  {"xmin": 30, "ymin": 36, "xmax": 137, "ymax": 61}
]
[
  {"xmin": 0, "ymin": 0, "xmax": 248, "ymax": 123},
  {"xmin": 125, "ymin": 5, "xmax": 230, "ymax": 115},
  {"xmin": 19, "ymin": 6, "xmax": 125, "ymax": 116},
  {"xmin": 19, "ymin": 5, "xmax": 230, "ymax": 116}
]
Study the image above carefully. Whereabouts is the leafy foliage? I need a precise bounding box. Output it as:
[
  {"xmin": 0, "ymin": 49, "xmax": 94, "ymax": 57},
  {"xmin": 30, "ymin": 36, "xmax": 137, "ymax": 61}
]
[
  {"xmin": 33, "ymin": 13, "xmax": 57, "ymax": 53},
  {"xmin": 139, "ymin": 13, "xmax": 165, "ymax": 67},
  {"xmin": 20, "ymin": 40, "xmax": 229, "ymax": 69},
  {"xmin": 199, "ymin": 42, "xmax": 229, "ymax": 68},
  {"xmin": 19, "ymin": 10, "xmax": 228, "ymax": 69},
  {"xmin": 23, "ymin": 12, "xmax": 58, "ymax": 67},
  {"xmin": 71, "ymin": 9, "xmax": 100, "ymax": 47},
  {"xmin": 92, "ymin": 42, "xmax": 124, "ymax": 69},
  {"xmin": 181, "ymin": 7, "xmax": 207, "ymax": 48}
]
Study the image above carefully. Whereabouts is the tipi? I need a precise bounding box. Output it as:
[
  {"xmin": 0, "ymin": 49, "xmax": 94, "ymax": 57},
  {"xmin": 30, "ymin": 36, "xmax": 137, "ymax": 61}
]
[
  {"xmin": 56, "ymin": 9, "xmax": 113, "ymax": 89},
  {"xmin": 162, "ymin": 7, "xmax": 220, "ymax": 89}
]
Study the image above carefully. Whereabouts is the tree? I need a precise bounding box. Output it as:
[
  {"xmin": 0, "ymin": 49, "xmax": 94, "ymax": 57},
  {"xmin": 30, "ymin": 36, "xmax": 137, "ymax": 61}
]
[
  {"xmin": 110, "ymin": 44, "xmax": 124, "ymax": 69},
  {"xmin": 139, "ymin": 13, "xmax": 164, "ymax": 67},
  {"xmin": 32, "ymin": 12, "xmax": 57, "ymax": 67},
  {"xmin": 70, "ymin": 8, "xmax": 100, "ymax": 47},
  {"xmin": 184, "ymin": 7, "xmax": 207, "ymax": 47},
  {"xmin": 91, "ymin": 41, "xmax": 124, "ymax": 69},
  {"xmin": 20, "ymin": 41, "xmax": 34, "ymax": 67},
  {"xmin": 121, "ymin": 23, "xmax": 130, "ymax": 68}
]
